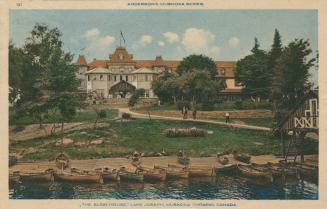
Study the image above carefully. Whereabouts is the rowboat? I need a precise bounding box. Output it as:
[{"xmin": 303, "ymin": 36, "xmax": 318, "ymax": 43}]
[
  {"xmin": 233, "ymin": 151, "xmax": 251, "ymax": 163},
  {"xmin": 178, "ymin": 156, "xmax": 190, "ymax": 165},
  {"xmin": 214, "ymin": 164, "xmax": 237, "ymax": 175},
  {"xmin": 9, "ymin": 171, "xmax": 21, "ymax": 183},
  {"xmin": 189, "ymin": 168, "xmax": 214, "ymax": 177},
  {"xmin": 140, "ymin": 168, "xmax": 166, "ymax": 182},
  {"xmin": 218, "ymin": 156, "xmax": 229, "ymax": 165},
  {"xmin": 119, "ymin": 171, "xmax": 144, "ymax": 182},
  {"xmin": 54, "ymin": 172, "xmax": 103, "ymax": 184},
  {"xmin": 154, "ymin": 164, "xmax": 189, "ymax": 179},
  {"xmin": 237, "ymin": 164, "xmax": 273, "ymax": 184},
  {"xmin": 294, "ymin": 163, "xmax": 318, "ymax": 181},
  {"xmin": 20, "ymin": 169, "xmax": 54, "ymax": 183},
  {"xmin": 96, "ymin": 168, "xmax": 120, "ymax": 182}
]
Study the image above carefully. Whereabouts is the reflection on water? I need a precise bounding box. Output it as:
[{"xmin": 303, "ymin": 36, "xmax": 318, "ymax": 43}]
[{"xmin": 9, "ymin": 175, "xmax": 318, "ymax": 200}]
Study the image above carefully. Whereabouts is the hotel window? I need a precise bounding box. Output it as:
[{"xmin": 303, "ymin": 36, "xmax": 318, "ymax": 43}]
[
  {"xmin": 126, "ymin": 75, "xmax": 129, "ymax": 81},
  {"xmin": 108, "ymin": 75, "xmax": 111, "ymax": 81},
  {"xmin": 100, "ymin": 75, "xmax": 103, "ymax": 80},
  {"xmin": 114, "ymin": 75, "xmax": 117, "ymax": 81},
  {"xmin": 134, "ymin": 75, "xmax": 137, "ymax": 81},
  {"xmin": 87, "ymin": 75, "xmax": 90, "ymax": 81},
  {"xmin": 120, "ymin": 75, "xmax": 123, "ymax": 81},
  {"xmin": 145, "ymin": 75, "xmax": 148, "ymax": 81}
]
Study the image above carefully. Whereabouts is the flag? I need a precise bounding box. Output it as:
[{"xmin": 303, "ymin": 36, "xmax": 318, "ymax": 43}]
[{"xmin": 120, "ymin": 30, "xmax": 126, "ymax": 44}]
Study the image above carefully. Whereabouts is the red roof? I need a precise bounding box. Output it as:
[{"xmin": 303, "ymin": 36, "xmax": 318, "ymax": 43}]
[{"xmin": 76, "ymin": 55, "xmax": 87, "ymax": 65}]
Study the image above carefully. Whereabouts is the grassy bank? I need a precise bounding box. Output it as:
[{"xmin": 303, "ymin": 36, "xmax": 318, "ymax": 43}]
[
  {"xmin": 10, "ymin": 119, "xmax": 318, "ymax": 161},
  {"xmin": 9, "ymin": 109, "xmax": 118, "ymax": 126}
]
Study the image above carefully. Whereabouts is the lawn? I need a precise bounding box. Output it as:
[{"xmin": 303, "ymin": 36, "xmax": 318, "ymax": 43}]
[
  {"xmin": 9, "ymin": 108, "xmax": 118, "ymax": 126},
  {"xmin": 10, "ymin": 118, "xmax": 318, "ymax": 161}
]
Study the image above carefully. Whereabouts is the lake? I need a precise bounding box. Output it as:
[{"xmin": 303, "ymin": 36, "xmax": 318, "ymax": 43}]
[{"xmin": 9, "ymin": 175, "xmax": 318, "ymax": 200}]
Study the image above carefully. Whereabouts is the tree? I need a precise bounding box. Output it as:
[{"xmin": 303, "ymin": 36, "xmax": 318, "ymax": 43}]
[
  {"xmin": 235, "ymin": 38, "xmax": 270, "ymax": 102},
  {"xmin": 176, "ymin": 54, "xmax": 217, "ymax": 79},
  {"xmin": 274, "ymin": 39, "xmax": 315, "ymax": 110},
  {"xmin": 128, "ymin": 89, "xmax": 146, "ymax": 107},
  {"xmin": 268, "ymin": 29, "xmax": 283, "ymax": 119},
  {"xmin": 10, "ymin": 24, "xmax": 84, "ymax": 130},
  {"xmin": 152, "ymin": 71, "xmax": 181, "ymax": 104},
  {"xmin": 180, "ymin": 70, "xmax": 223, "ymax": 105}
]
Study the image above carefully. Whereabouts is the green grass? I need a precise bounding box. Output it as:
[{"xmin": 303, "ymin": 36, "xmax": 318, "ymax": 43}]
[
  {"xmin": 10, "ymin": 118, "xmax": 318, "ymax": 161},
  {"xmin": 9, "ymin": 109, "xmax": 118, "ymax": 126},
  {"xmin": 135, "ymin": 100, "xmax": 272, "ymax": 112},
  {"xmin": 234, "ymin": 117, "xmax": 274, "ymax": 128}
]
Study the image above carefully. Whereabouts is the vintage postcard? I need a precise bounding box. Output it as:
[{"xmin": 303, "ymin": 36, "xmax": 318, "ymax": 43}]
[{"xmin": 1, "ymin": 0, "xmax": 326, "ymax": 208}]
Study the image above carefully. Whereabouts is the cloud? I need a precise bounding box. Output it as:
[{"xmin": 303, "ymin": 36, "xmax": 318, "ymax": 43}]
[
  {"xmin": 163, "ymin": 32, "xmax": 179, "ymax": 43},
  {"xmin": 83, "ymin": 28, "xmax": 115, "ymax": 57},
  {"xmin": 140, "ymin": 35, "xmax": 153, "ymax": 45},
  {"xmin": 85, "ymin": 28, "xmax": 100, "ymax": 39},
  {"xmin": 132, "ymin": 34, "xmax": 153, "ymax": 49},
  {"xmin": 181, "ymin": 28, "xmax": 220, "ymax": 58},
  {"xmin": 228, "ymin": 36, "xmax": 240, "ymax": 48},
  {"xmin": 158, "ymin": 41, "xmax": 165, "ymax": 47}
]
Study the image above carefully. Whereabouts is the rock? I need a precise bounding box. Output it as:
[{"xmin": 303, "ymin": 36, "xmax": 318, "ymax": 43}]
[
  {"xmin": 90, "ymin": 139, "xmax": 103, "ymax": 145},
  {"xmin": 62, "ymin": 138, "xmax": 74, "ymax": 145},
  {"xmin": 74, "ymin": 141, "xmax": 87, "ymax": 146}
]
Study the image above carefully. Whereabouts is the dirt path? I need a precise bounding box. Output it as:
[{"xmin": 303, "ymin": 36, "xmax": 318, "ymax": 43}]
[{"xmin": 118, "ymin": 108, "xmax": 271, "ymax": 131}]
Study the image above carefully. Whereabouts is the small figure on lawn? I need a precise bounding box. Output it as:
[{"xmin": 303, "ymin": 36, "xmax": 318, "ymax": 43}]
[
  {"xmin": 192, "ymin": 109, "xmax": 197, "ymax": 120},
  {"xmin": 225, "ymin": 112, "xmax": 230, "ymax": 123},
  {"xmin": 183, "ymin": 107, "xmax": 188, "ymax": 119}
]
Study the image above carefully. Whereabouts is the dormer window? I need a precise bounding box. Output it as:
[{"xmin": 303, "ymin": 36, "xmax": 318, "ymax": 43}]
[{"xmin": 119, "ymin": 53, "xmax": 124, "ymax": 60}]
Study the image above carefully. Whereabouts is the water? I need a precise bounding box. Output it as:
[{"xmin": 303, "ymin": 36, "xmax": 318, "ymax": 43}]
[{"xmin": 9, "ymin": 176, "xmax": 318, "ymax": 200}]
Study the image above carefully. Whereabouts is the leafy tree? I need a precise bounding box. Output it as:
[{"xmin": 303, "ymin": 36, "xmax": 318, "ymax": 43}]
[
  {"xmin": 176, "ymin": 54, "xmax": 217, "ymax": 79},
  {"xmin": 128, "ymin": 88, "xmax": 146, "ymax": 107},
  {"xmin": 152, "ymin": 71, "xmax": 181, "ymax": 104},
  {"xmin": 274, "ymin": 39, "xmax": 315, "ymax": 110},
  {"xmin": 235, "ymin": 38, "xmax": 270, "ymax": 102}
]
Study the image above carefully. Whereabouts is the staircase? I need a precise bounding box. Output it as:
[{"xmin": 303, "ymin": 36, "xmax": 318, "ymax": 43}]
[{"xmin": 284, "ymin": 132, "xmax": 302, "ymax": 163}]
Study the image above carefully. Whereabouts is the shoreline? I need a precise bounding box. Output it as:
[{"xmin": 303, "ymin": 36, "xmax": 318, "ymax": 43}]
[{"xmin": 9, "ymin": 154, "xmax": 318, "ymax": 174}]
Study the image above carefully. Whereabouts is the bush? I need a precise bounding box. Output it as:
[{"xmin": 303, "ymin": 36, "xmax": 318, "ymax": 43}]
[
  {"xmin": 164, "ymin": 127, "xmax": 205, "ymax": 137},
  {"xmin": 234, "ymin": 101, "xmax": 243, "ymax": 109},
  {"xmin": 122, "ymin": 113, "xmax": 131, "ymax": 119},
  {"xmin": 98, "ymin": 110, "xmax": 107, "ymax": 118},
  {"xmin": 197, "ymin": 102, "xmax": 215, "ymax": 111},
  {"xmin": 176, "ymin": 101, "xmax": 191, "ymax": 110},
  {"xmin": 128, "ymin": 89, "xmax": 145, "ymax": 107}
]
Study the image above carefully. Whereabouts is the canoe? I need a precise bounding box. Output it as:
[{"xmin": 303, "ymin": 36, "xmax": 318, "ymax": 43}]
[
  {"xmin": 141, "ymin": 168, "xmax": 166, "ymax": 182},
  {"xmin": 189, "ymin": 168, "xmax": 214, "ymax": 177},
  {"xmin": 20, "ymin": 171, "xmax": 54, "ymax": 183},
  {"xmin": 9, "ymin": 155, "xmax": 17, "ymax": 167},
  {"xmin": 54, "ymin": 172, "xmax": 103, "ymax": 184},
  {"xmin": 178, "ymin": 156, "xmax": 190, "ymax": 165},
  {"xmin": 102, "ymin": 170, "xmax": 120, "ymax": 182},
  {"xmin": 9, "ymin": 172, "xmax": 21, "ymax": 183},
  {"xmin": 166, "ymin": 167, "xmax": 189, "ymax": 179},
  {"xmin": 119, "ymin": 171, "xmax": 144, "ymax": 182},
  {"xmin": 218, "ymin": 156, "xmax": 229, "ymax": 165},
  {"xmin": 214, "ymin": 164, "xmax": 237, "ymax": 175},
  {"xmin": 237, "ymin": 164, "xmax": 273, "ymax": 183},
  {"xmin": 233, "ymin": 152, "xmax": 251, "ymax": 163}
]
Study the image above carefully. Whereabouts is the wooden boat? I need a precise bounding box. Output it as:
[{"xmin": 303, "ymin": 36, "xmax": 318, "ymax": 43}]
[
  {"xmin": 294, "ymin": 163, "xmax": 318, "ymax": 180},
  {"xmin": 9, "ymin": 155, "xmax": 17, "ymax": 167},
  {"xmin": 140, "ymin": 167, "xmax": 166, "ymax": 182},
  {"xmin": 189, "ymin": 167, "xmax": 214, "ymax": 177},
  {"xmin": 20, "ymin": 169, "xmax": 54, "ymax": 183},
  {"xmin": 95, "ymin": 168, "xmax": 120, "ymax": 181},
  {"xmin": 237, "ymin": 164, "xmax": 273, "ymax": 184},
  {"xmin": 9, "ymin": 171, "xmax": 21, "ymax": 183},
  {"xmin": 178, "ymin": 155, "xmax": 190, "ymax": 165},
  {"xmin": 154, "ymin": 164, "xmax": 189, "ymax": 179},
  {"xmin": 233, "ymin": 151, "xmax": 251, "ymax": 163},
  {"xmin": 119, "ymin": 171, "xmax": 144, "ymax": 182},
  {"xmin": 54, "ymin": 172, "xmax": 103, "ymax": 183},
  {"xmin": 214, "ymin": 164, "xmax": 237, "ymax": 175},
  {"xmin": 55, "ymin": 153, "xmax": 70, "ymax": 170},
  {"xmin": 218, "ymin": 156, "xmax": 229, "ymax": 165}
]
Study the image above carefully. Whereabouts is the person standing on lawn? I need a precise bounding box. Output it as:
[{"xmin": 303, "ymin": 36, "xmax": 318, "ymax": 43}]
[
  {"xmin": 225, "ymin": 112, "xmax": 230, "ymax": 123},
  {"xmin": 192, "ymin": 109, "xmax": 197, "ymax": 120}
]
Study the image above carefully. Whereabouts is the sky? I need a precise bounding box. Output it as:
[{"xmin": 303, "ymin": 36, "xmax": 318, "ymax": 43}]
[{"xmin": 9, "ymin": 10, "xmax": 318, "ymax": 82}]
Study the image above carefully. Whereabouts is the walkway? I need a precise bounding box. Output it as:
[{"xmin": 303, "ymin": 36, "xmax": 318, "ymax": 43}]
[{"xmin": 118, "ymin": 108, "xmax": 271, "ymax": 131}]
